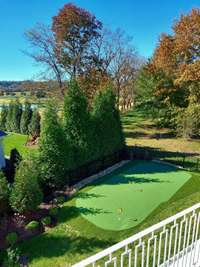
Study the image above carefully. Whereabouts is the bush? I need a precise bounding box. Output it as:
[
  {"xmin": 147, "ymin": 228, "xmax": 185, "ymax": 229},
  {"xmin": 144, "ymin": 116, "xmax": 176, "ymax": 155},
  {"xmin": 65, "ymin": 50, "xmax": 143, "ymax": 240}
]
[
  {"xmin": 4, "ymin": 246, "xmax": 20, "ymax": 267},
  {"xmin": 49, "ymin": 207, "xmax": 59, "ymax": 217},
  {"xmin": 6, "ymin": 232, "xmax": 18, "ymax": 246},
  {"xmin": 25, "ymin": 220, "xmax": 40, "ymax": 231},
  {"xmin": 10, "ymin": 159, "xmax": 43, "ymax": 214},
  {"xmin": 41, "ymin": 216, "xmax": 51, "ymax": 226},
  {"xmin": 56, "ymin": 196, "xmax": 65, "ymax": 205}
]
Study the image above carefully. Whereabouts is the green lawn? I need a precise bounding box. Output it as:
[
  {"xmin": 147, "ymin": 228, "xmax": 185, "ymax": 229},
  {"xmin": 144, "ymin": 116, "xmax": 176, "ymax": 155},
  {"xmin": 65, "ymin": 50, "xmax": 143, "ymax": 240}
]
[
  {"xmin": 17, "ymin": 108, "xmax": 200, "ymax": 266},
  {"xmin": 3, "ymin": 133, "xmax": 38, "ymax": 158},
  {"xmin": 19, "ymin": 166, "xmax": 200, "ymax": 267}
]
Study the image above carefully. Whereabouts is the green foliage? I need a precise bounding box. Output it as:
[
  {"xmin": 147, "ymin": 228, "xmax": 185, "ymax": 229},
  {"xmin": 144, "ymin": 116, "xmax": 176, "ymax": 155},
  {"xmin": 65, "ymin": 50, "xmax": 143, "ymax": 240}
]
[
  {"xmin": 0, "ymin": 172, "xmax": 10, "ymax": 215},
  {"xmin": 92, "ymin": 87, "xmax": 125, "ymax": 158},
  {"xmin": 28, "ymin": 109, "xmax": 41, "ymax": 137},
  {"xmin": 56, "ymin": 196, "xmax": 65, "ymax": 205},
  {"xmin": 177, "ymin": 104, "xmax": 200, "ymax": 138},
  {"xmin": 41, "ymin": 216, "xmax": 51, "ymax": 226},
  {"xmin": 0, "ymin": 105, "xmax": 8, "ymax": 130},
  {"xmin": 6, "ymin": 232, "xmax": 18, "ymax": 246},
  {"xmin": 63, "ymin": 80, "xmax": 91, "ymax": 167},
  {"xmin": 25, "ymin": 220, "xmax": 40, "ymax": 231},
  {"xmin": 135, "ymin": 66, "xmax": 156, "ymax": 106},
  {"xmin": 6, "ymin": 101, "xmax": 15, "ymax": 132},
  {"xmin": 3, "ymin": 246, "xmax": 20, "ymax": 267},
  {"xmin": 39, "ymin": 101, "xmax": 70, "ymax": 189},
  {"xmin": 20, "ymin": 101, "xmax": 32, "ymax": 134},
  {"xmin": 12, "ymin": 100, "xmax": 22, "ymax": 133},
  {"xmin": 10, "ymin": 159, "xmax": 43, "ymax": 214},
  {"xmin": 49, "ymin": 207, "xmax": 59, "ymax": 217}
]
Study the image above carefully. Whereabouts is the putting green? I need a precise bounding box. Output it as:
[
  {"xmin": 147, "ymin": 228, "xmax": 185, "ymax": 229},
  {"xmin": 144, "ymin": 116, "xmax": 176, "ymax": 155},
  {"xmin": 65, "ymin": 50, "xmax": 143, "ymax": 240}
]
[{"xmin": 76, "ymin": 161, "xmax": 191, "ymax": 231}]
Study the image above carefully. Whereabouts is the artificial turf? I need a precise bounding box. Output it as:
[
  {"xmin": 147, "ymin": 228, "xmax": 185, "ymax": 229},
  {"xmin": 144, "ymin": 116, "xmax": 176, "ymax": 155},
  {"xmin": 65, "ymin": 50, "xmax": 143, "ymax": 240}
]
[{"xmin": 76, "ymin": 161, "xmax": 191, "ymax": 231}]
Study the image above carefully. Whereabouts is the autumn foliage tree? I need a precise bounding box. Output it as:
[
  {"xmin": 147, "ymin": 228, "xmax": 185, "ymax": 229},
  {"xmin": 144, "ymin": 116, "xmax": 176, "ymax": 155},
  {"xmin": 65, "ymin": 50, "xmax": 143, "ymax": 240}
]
[
  {"xmin": 137, "ymin": 8, "xmax": 200, "ymax": 136},
  {"xmin": 52, "ymin": 3, "xmax": 102, "ymax": 78}
]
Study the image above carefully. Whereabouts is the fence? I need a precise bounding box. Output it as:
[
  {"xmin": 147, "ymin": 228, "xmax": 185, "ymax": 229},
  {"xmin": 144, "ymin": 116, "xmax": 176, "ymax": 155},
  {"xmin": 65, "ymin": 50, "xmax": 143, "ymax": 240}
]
[
  {"xmin": 128, "ymin": 146, "xmax": 200, "ymax": 172},
  {"xmin": 73, "ymin": 203, "xmax": 200, "ymax": 267}
]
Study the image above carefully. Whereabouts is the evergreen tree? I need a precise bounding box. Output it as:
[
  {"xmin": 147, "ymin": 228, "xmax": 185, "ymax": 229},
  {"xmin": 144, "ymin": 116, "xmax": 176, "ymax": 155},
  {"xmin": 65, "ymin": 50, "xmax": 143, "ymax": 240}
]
[
  {"xmin": 0, "ymin": 172, "xmax": 9, "ymax": 215},
  {"xmin": 0, "ymin": 105, "xmax": 8, "ymax": 131},
  {"xmin": 10, "ymin": 159, "xmax": 43, "ymax": 214},
  {"xmin": 6, "ymin": 101, "xmax": 14, "ymax": 132},
  {"xmin": 12, "ymin": 100, "xmax": 22, "ymax": 133},
  {"xmin": 20, "ymin": 102, "xmax": 32, "ymax": 134},
  {"xmin": 39, "ymin": 101, "xmax": 71, "ymax": 189},
  {"xmin": 63, "ymin": 80, "xmax": 91, "ymax": 167},
  {"xmin": 92, "ymin": 87, "xmax": 125, "ymax": 158},
  {"xmin": 28, "ymin": 109, "xmax": 41, "ymax": 138}
]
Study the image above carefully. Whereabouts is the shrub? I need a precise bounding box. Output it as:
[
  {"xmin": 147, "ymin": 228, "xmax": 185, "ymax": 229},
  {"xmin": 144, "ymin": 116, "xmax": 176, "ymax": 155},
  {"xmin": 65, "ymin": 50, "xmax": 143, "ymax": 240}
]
[
  {"xmin": 10, "ymin": 159, "xmax": 43, "ymax": 214},
  {"xmin": 25, "ymin": 220, "xmax": 40, "ymax": 231},
  {"xmin": 6, "ymin": 232, "xmax": 18, "ymax": 246},
  {"xmin": 0, "ymin": 172, "xmax": 10, "ymax": 215},
  {"xmin": 49, "ymin": 207, "xmax": 59, "ymax": 217},
  {"xmin": 56, "ymin": 196, "xmax": 65, "ymax": 204},
  {"xmin": 28, "ymin": 109, "xmax": 40, "ymax": 138},
  {"xmin": 41, "ymin": 216, "xmax": 51, "ymax": 226},
  {"xmin": 4, "ymin": 246, "xmax": 20, "ymax": 267}
]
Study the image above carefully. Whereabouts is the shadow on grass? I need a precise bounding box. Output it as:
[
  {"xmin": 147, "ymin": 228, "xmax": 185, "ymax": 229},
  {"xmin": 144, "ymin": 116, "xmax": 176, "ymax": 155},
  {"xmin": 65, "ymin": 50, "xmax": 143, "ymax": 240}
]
[
  {"xmin": 21, "ymin": 234, "xmax": 114, "ymax": 265},
  {"xmin": 128, "ymin": 145, "xmax": 200, "ymax": 171},
  {"xmin": 58, "ymin": 205, "xmax": 111, "ymax": 224}
]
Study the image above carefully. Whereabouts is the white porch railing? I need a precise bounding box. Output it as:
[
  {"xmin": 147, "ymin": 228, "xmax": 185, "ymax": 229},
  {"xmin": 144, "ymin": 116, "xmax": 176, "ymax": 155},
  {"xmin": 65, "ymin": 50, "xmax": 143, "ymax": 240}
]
[{"xmin": 73, "ymin": 203, "xmax": 200, "ymax": 267}]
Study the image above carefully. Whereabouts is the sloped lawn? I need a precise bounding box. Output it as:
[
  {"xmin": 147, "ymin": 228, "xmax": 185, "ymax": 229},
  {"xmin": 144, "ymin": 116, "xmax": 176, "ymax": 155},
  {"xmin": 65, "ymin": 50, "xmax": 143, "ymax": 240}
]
[{"xmin": 3, "ymin": 133, "xmax": 38, "ymax": 158}]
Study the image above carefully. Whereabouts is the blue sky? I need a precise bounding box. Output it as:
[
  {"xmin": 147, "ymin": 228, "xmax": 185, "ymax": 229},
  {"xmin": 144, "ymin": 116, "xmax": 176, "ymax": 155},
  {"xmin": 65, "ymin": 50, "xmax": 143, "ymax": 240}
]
[{"xmin": 0, "ymin": 0, "xmax": 199, "ymax": 80}]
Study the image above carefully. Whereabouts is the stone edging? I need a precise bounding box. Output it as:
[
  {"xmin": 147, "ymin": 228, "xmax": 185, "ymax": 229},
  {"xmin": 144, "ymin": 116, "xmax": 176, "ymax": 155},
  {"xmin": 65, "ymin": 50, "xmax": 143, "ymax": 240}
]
[
  {"xmin": 153, "ymin": 159, "xmax": 184, "ymax": 169},
  {"xmin": 72, "ymin": 160, "xmax": 130, "ymax": 192}
]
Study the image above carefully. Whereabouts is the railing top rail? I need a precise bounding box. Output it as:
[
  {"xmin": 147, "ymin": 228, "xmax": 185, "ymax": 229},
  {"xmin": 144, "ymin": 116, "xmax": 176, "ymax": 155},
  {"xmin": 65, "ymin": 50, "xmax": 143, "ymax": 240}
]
[{"xmin": 73, "ymin": 202, "xmax": 200, "ymax": 267}]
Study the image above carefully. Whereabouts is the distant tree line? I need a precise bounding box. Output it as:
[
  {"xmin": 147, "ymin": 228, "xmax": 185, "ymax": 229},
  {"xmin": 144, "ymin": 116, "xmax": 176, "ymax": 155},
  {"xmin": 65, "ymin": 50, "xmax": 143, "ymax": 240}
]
[{"xmin": 0, "ymin": 101, "xmax": 41, "ymax": 137}]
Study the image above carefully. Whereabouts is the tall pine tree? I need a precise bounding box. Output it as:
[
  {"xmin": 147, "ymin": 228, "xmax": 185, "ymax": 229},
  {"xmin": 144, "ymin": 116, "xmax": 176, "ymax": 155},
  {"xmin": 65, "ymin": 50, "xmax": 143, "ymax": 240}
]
[
  {"xmin": 63, "ymin": 80, "xmax": 91, "ymax": 168},
  {"xmin": 28, "ymin": 109, "xmax": 41, "ymax": 138},
  {"xmin": 0, "ymin": 105, "xmax": 8, "ymax": 131},
  {"xmin": 92, "ymin": 87, "xmax": 125, "ymax": 158},
  {"xmin": 20, "ymin": 102, "xmax": 32, "ymax": 134},
  {"xmin": 39, "ymin": 101, "xmax": 71, "ymax": 189}
]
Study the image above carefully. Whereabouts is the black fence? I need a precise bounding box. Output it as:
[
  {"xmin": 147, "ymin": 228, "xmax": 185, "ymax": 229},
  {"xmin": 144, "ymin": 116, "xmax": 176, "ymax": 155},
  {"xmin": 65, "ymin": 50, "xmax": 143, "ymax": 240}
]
[
  {"xmin": 127, "ymin": 145, "xmax": 200, "ymax": 172},
  {"xmin": 67, "ymin": 148, "xmax": 128, "ymax": 186}
]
